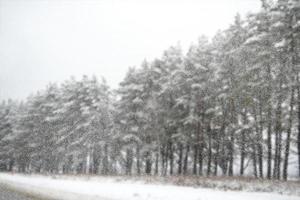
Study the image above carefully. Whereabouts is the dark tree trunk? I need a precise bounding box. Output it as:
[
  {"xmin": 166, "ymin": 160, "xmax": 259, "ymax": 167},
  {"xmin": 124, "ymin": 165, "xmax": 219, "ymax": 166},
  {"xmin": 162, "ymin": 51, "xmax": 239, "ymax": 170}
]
[
  {"xmin": 161, "ymin": 145, "xmax": 166, "ymax": 176},
  {"xmin": 220, "ymin": 131, "xmax": 228, "ymax": 176},
  {"xmin": 228, "ymin": 98, "xmax": 236, "ymax": 177},
  {"xmin": 240, "ymin": 110, "xmax": 247, "ymax": 176},
  {"xmin": 283, "ymin": 88, "xmax": 295, "ymax": 180},
  {"xmin": 273, "ymin": 121, "xmax": 279, "ymax": 178},
  {"xmin": 267, "ymin": 104, "xmax": 272, "ymax": 179},
  {"xmin": 258, "ymin": 101, "xmax": 264, "ymax": 178},
  {"xmin": 92, "ymin": 148, "xmax": 100, "ymax": 174},
  {"xmin": 252, "ymin": 144, "xmax": 258, "ymax": 178},
  {"xmin": 169, "ymin": 141, "xmax": 174, "ymax": 175},
  {"xmin": 145, "ymin": 135, "xmax": 152, "ymax": 175},
  {"xmin": 207, "ymin": 123, "xmax": 212, "ymax": 176},
  {"xmin": 193, "ymin": 144, "xmax": 198, "ymax": 175},
  {"xmin": 8, "ymin": 159, "xmax": 14, "ymax": 171},
  {"xmin": 298, "ymin": 84, "xmax": 300, "ymax": 177},
  {"xmin": 278, "ymin": 126, "xmax": 283, "ymax": 179},
  {"xmin": 253, "ymin": 103, "xmax": 264, "ymax": 178},
  {"xmin": 136, "ymin": 145, "xmax": 141, "ymax": 175},
  {"xmin": 164, "ymin": 144, "xmax": 169, "ymax": 176},
  {"xmin": 178, "ymin": 143, "xmax": 183, "ymax": 175},
  {"xmin": 273, "ymin": 80, "xmax": 283, "ymax": 180},
  {"xmin": 102, "ymin": 144, "xmax": 109, "ymax": 175},
  {"xmin": 125, "ymin": 148, "xmax": 133, "ymax": 175},
  {"xmin": 145, "ymin": 151, "xmax": 152, "ymax": 175},
  {"xmin": 155, "ymin": 150, "xmax": 159, "ymax": 175},
  {"xmin": 198, "ymin": 119, "xmax": 204, "ymax": 176},
  {"xmin": 228, "ymin": 131, "xmax": 234, "ymax": 176},
  {"xmin": 267, "ymin": 63, "xmax": 273, "ymax": 180},
  {"xmin": 214, "ymin": 138, "xmax": 220, "ymax": 176},
  {"xmin": 215, "ymin": 112, "xmax": 226, "ymax": 176},
  {"xmin": 183, "ymin": 144, "xmax": 190, "ymax": 175},
  {"xmin": 198, "ymin": 143, "xmax": 203, "ymax": 176},
  {"xmin": 240, "ymin": 130, "xmax": 245, "ymax": 176},
  {"xmin": 289, "ymin": 13, "xmax": 300, "ymax": 179}
]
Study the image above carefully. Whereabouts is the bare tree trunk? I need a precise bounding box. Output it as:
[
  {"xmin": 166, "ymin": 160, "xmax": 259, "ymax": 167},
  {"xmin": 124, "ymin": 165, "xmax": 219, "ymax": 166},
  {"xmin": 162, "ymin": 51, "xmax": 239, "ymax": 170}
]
[
  {"xmin": 86, "ymin": 150, "xmax": 90, "ymax": 174},
  {"xmin": 228, "ymin": 131, "xmax": 234, "ymax": 177},
  {"xmin": 102, "ymin": 144, "xmax": 109, "ymax": 175},
  {"xmin": 145, "ymin": 151, "xmax": 152, "ymax": 175},
  {"xmin": 160, "ymin": 145, "xmax": 166, "ymax": 176},
  {"xmin": 183, "ymin": 144, "xmax": 190, "ymax": 175},
  {"xmin": 283, "ymin": 88, "xmax": 295, "ymax": 180},
  {"xmin": 136, "ymin": 145, "xmax": 141, "ymax": 175},
  {"xmin": 289, "ymin": 12, "xmax": 300, "ymax": 179},
  {"xmin": 145, "ymin": 135, "xmax": 152, "ymax": 175},
  {"xmin": 164, "ymin": 144, "xmax": 169, "ymax": 176},
  {"xmin": 207, "ymin": 123, "xmax": 212, "ymax": 176},
  {"xmin": 215, "ymin": 105, "xmax": 226, "ymax": 176},
  {"xmin": 258, "ymin": 101, "xmax": 264, "ymax": 178},
  {"xmin": 253, "ymin": 103, "xmax": 264, "ymax": 178},
  {"xmin": 267, "ymin": 64, "xmax": 273, "ymax": 180},
  {"xmin": 155, "ymin": 150, "xmax": 159, "ymax": 175},
  {"xmin": 273, "ymin": 81, "xmax": 283, "ymax": 180},
  {"xmin": 92, "ymin": 146, "xmax": 100, "ymax": 174},
  {"xmin": 193, "ymin": 144, "xmax": 198, "ymax": 175},
  {"xmin": 169, "ymin": 140, "xmax": 174, "ymax": 175},
  {"xmin": 228, "ymin": 98, "xmax": 236, "ymax": 177},
  {"xmin": 298, "ymin": 84, "xmax": 300, "ymax": 177},
  {"xmin": 199, "ymin": 142, "xmax": 203, "ymax": 176},
  {"xmin": 240, "ymin": 132, "xmax": 245, "ymax": 176},
  {"xmin": 240, "ymin": 109, "xmax": 248, "ymax": 176},
  {"xmin": 8, "ymin": 159, "xmax": 14, "ymax": 172},
  {"xmin": 214, "ymin": 137, "xmax": 220, "ymax": 176},
  {"xmin": 252, "ymin": 144, "xmax": 258, "ymax": 178},
  {"xmin": 220, "ymin": 128, "xmax": 228, "ymax": 176},
  {"xmin": 267, "ymin": 106, "xmax": 272, "ymax": 179},
  {"xmin": 125, "ymin": 148, "xmax": 133, "ymax": 175},
  {"xmin": 178, "ymin": 143, "xmax": 183, "ymax": 175},
  {"xmin": 198, "ymin": 118, "xmax": 204, "ymax": 176},
  {"xmin": 278, "ymin": 128, "xmax": 283, "ymax": 179}
]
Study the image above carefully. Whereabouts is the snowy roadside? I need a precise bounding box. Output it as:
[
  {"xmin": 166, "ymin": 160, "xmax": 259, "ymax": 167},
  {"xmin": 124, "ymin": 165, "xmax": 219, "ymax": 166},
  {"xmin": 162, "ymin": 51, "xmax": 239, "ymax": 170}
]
[{"xmin": 0, "ymin": 173, "xmax": 299, "ymax": 200}]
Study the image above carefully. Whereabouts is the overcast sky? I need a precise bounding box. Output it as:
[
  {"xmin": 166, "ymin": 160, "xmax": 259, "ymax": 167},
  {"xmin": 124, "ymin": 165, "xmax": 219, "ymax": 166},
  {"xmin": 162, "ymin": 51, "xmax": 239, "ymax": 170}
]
[{"xmin": 0, "ymin": 0, "xmax": 261, "ymax": 101}]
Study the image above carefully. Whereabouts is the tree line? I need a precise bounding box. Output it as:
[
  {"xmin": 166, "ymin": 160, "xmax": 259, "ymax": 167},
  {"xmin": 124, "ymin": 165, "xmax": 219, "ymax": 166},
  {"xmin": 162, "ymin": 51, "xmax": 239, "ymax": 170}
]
[{"xmin": 0, "ymin": 0, "xmax": 299, "ymax": 180}]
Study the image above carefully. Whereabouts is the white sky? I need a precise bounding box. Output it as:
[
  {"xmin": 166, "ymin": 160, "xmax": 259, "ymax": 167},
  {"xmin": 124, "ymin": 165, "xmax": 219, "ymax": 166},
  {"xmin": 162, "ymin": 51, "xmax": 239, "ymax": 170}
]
[{"xmin": 0, "ymin": 0, "xmax": 261, "ymax": 100}]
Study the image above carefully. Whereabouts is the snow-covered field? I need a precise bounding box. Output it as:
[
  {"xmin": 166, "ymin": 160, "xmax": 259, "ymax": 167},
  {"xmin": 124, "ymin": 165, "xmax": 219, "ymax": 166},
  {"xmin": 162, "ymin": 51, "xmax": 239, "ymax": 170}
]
[{"xmin": 0, "ymin": 173, "xmax": 299, "ymax": 200}]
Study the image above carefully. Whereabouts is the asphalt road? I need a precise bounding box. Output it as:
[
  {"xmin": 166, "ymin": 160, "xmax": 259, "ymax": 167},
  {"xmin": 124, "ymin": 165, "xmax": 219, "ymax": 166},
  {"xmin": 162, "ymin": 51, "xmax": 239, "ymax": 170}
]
[{"xmin": 0, "ymin": 184, "xmax": 48, "ymax": 200}]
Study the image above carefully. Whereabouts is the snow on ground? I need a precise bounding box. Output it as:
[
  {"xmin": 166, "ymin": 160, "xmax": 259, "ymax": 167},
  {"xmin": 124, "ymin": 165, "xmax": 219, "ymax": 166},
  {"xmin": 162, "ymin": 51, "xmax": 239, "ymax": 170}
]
[{"xmin": 0, "ymin": 173, "xmax": 299, "ymax": 200}]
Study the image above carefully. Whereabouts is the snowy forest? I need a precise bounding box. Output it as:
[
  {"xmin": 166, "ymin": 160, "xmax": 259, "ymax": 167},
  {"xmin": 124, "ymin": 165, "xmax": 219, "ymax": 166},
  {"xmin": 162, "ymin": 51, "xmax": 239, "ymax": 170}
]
[{"xmin": 0, "ymin": 0, "xmax": 299, "ymax": 181}]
